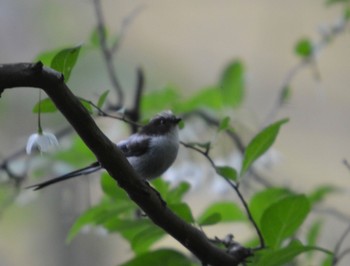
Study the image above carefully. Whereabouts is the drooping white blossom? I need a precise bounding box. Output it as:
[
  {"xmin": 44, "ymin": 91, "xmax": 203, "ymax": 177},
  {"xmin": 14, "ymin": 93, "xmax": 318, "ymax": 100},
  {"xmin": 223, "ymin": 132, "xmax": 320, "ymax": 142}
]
[{"xmin": 26, "ymin": 131, "xmax": 59, "ymax": 154}]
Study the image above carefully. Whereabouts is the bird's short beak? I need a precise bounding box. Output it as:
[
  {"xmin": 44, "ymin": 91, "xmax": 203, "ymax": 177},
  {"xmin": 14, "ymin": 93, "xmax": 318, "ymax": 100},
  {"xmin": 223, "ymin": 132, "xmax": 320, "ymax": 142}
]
[{"xmin": 175, "ymin": 117, "xmax": 182, "ymax": 124}]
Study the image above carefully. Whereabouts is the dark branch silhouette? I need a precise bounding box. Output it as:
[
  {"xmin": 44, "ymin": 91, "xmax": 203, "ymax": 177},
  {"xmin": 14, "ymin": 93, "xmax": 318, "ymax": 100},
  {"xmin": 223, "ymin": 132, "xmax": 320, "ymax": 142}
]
[{"xmin": 0, "ymin": 62, "xmax": 252, "ymax": 266}]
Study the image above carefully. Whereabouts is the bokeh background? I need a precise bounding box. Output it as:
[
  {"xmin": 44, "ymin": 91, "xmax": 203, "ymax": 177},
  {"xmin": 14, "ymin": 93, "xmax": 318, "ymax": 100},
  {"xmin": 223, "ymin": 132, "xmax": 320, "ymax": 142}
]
[{"xmin": 1, "ymin": 0, "xmax": 350, "ymax": 265}]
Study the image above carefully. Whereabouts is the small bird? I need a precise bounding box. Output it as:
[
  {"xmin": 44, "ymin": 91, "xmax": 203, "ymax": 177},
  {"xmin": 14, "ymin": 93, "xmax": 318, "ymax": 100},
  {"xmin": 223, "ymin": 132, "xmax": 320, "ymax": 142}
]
[{"xmin": 28, "ymin": 110, "xmax": 181, "ymax": 190}]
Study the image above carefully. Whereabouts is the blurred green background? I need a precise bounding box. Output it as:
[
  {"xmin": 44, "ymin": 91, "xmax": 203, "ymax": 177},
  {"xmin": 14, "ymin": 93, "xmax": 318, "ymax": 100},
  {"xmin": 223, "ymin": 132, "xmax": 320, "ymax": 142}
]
[{"xmin": 0, "ymin": 1, "xmax": 350, "ymax": 265}]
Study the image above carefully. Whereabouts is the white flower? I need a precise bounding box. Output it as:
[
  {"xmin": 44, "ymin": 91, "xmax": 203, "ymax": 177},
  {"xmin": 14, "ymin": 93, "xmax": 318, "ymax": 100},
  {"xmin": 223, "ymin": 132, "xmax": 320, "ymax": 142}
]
[{"xmin": 26, "ymin": 131, "xmax": 59, "ymax": 154}]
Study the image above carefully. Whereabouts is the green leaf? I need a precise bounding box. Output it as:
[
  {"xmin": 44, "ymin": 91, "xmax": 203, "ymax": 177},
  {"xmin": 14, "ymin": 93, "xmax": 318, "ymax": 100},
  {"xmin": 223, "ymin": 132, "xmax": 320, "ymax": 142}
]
[
  {"xmin": 97, "ymin": 90, "xmax": 110, "ymax": 108},
  {"xmin": 54, "ymin": 136, "xmax": 95, "ymax": 166},
  {"xmin": 220, "ymin": 60, "xmax": 245, "ymax": 108},
  {"xmin": 216, "ymin": 166, "xmax": 237, "ymax": 182},
  {"xmin": 32, "ymin": 98, "xmax": 57, "ymax": 113},
  {"xmin": 295, "ymin": 38, "xmax": 313, "ymax": 58},
  {"xmin": 51, "ymin": 44, "xmax": 82, "ymax": 82},
  {"xmin": 175, "ymin": 87, "xmax": 223, "ymax": 113},
  {"xmin": 308, "ymin": 185, "xmax": 339, "ymax": 205},
  {"xmin": 66, "ymin": 203, "xmax": 108, "ymax": 242},
  {"xmin": 255, "ymin": 239, "xmax": 330, "ymax": 266},
  {"xmin": 166, "ymin": 182, "xmax": 191, "ymax": 204},
  {"xmin": 169, "ymin": 203, "xmax": 194, "ymax": 223},
  {"xmin": 151, "ymin": 178, "xmax": 171, "ymax": 197},
  {"xmin": 326, "ymin": 0, "xmax": 350, "ymax": 5},
  {"xmin": 197, "ymin": 201, "xmax": 246, "ymax": 226},
  {"xmin": 79, "ymin": 99, "xmax": 93, "ymax": 114},
  {"xmin": 141, "ymin": 86, "xmax": 180, "ymax": 116},
  {"xmin": 344, "ymin": 7, "xmax": 350, "ymax": 20},
  {"xmin": 131, "ymin": 227, "xmax": 165, "ymax": 254},
  {"xmin": 249, "ymin": 187, "xmax": 293, "ymax": 227},
  {"xmin": 120, "ymin": 249, "xmax": 193, "ymax": 266},
  {"xmin": 100, "ymin": 173, "xmax": 130, "ymax": 201},
  {"xmin": 218, "ymin": 116, "xmax": 231, "ymax": 132},
  {"xmin": 35, "ymin": 49, "xmax": 60, "ymax": 66},
  {"xmin": 322, "ymin": 254, "xmax": 333, "ymax": 266},
  {"xmin": 241, "ymin": 119, "xmax": 288, "ymax": 176},
  {"xmin": 307, "ymin": 220, "xmax": 323, "ymax": 259},
  {"xmin": 89, "ymin": 26, "xmax": 107, "ymax": 47},
  {"xmin": 261, "ymin": 195, "xmax": 311, "ymax": 249},
  {"xmin": 198, "ymin": 213, "xmax": 222, "ymax": 226},
  {"xmin": 104, "ymin": 218, "xmax": 151, "ymax": 237},
  {"xmin": 151, "ymin": 180, "xmax": 190, "ymax": 204}
]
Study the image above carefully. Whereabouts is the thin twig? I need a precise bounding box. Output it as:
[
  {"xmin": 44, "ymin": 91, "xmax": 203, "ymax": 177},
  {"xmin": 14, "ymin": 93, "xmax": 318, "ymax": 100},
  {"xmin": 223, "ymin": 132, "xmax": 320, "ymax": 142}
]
[
  {"xmin": 332, "ymin": 224, "xmax": 350, "ymax": 265},
  {"xmin": 333, "ymin": 248, "xmax": 350, "ymax": 266},
  {"xmin": 343, "ymin": 159, "xmax": 350, "ymax": 172},
  {"xmin": 110, "ymin": 5, "xmax": 146, "ymax": 54},
  {"xmin": 181, "ymin": 141, "xmax": 265, "ymax": 250},
  {"xmin": 93, "ymin": 0, "xmax": 124, "ymax": 106},
  {"xmin": 78, "ymin": 97, "xmax": 142, "ymax": 128},
  {"xmin": 186, "ymin": 110, "xmax": 272, "ymax": 187},
  {"xmin": 126, "ymin": 67, "xmax": 145, "ymax": 133},
  {"xmin": 263, "ymin": 15, "xmax": 349, "ymax": 127}
]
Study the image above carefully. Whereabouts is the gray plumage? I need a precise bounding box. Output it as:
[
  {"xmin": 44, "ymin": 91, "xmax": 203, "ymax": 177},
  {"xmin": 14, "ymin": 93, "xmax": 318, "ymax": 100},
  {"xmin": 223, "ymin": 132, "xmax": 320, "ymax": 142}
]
[{"xmin": 28, "ymin": 111, "xmax": 181, "ymax": 190}]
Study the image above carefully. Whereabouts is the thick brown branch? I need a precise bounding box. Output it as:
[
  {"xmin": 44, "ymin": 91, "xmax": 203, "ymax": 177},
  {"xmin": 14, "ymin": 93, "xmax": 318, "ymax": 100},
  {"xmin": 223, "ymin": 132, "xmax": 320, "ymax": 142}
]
[{"xmin": 0, "ymin": 62, "xmax": 249, "ymax": 266}]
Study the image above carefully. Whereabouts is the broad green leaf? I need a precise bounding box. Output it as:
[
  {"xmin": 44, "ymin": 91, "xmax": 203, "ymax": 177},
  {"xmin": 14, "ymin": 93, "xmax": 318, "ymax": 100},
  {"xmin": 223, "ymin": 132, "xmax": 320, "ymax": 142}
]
[
  {"xmin": 100, "ymin": 173, "xmax": 130, "ymax": 201},
  {"xmin": 104, "ymin": 218, "xmax": 150, "ymax": 234},
  {"xmin": 32, "ymin": 98, "xmax": 57, "ymax": 113},
  {"xmin": 169, "ymin": 203, "xmax": 194, "ymax": 223},
  {"xmin": 255, "ymin": 239, "xmax": 331, "ymax": 266},
  {"xmin": 197, "ymin": 213, "xmax": 222, "ymax": 226},
  {"xmin": 198, "ymin": 201, "xmax": 246, "ymax": 226},
  {"xmin": 66, "ymin": 202, "xmax": 113, "ymax": 242},
  {"xmin": 216, "ymin": 166, "xmax": 237, "ymax": 182},
  {"xmin": 261, "ymin": 195, "xmax": 311, "ymax": 249},
  {"xmin": 175, "ymin": 87, "xmax": 223, "ymax": 112},
  {"xmin": 165, "ymin": 182, "xmax": 191, "ymax": 204},
  {"xmin": 308, "ymin": 185, "xmax": 339, "ymax": 205},
  {"xmin": 249, "ymin": 187, "xmax": 293, "ymax": 227},
  {"xmin": 131, "ymin": 227, "xmax": 165, "ymax": 254},
  {"xmin": 104, "ymin": 219, "xmax": 160, "ymax": 247},
  {"xmin": 241, "ymin": 119, "xmax": 288, "ymax": 176},
  {"xmin": 295, "ymin": 38, "xmax": 313, "ymax": 57},
  {"xmin": 35, "ymin": 48, "xmax": 61, "ymax": 66},
  {"xmin": 97, "ymin": 90, "xmax": 110, "ymax": 108},
  {"xmin": 220, "ymin": 60, "xmax": 245, "ymax": 108},
  {"xmin": 120, "ymin": 249, "xmax": 193, "ymax": 266},
  {"xmin": 51, "ymin": 44, "xmax": 82, "ymax": 82},
  {"xmin": 141, "ymin": 86, "xmax": 180, "ymax": 116},
  {"xmin": 151, "ymin": 178, "xmax": 171, "ymax": 197}
]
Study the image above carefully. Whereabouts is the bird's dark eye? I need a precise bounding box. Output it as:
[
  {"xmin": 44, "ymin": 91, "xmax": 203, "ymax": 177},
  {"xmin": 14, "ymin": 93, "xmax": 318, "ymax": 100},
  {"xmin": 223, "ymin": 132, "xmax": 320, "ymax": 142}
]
[{"xmin": 159, "ymin": 118, "xmax": 166, "ymax": 125}]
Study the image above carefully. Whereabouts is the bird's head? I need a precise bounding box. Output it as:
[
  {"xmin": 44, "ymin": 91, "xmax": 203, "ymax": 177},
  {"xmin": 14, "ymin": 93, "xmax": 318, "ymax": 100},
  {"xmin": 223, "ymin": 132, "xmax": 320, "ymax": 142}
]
[{"xmin": 140, "ymin": 110, "xmax": 181, "ymax": 136}]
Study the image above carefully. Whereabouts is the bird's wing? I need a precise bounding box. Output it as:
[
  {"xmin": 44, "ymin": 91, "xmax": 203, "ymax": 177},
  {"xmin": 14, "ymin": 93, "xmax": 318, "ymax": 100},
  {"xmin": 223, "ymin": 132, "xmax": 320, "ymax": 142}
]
[
  {"xmin": 117, "ymin": 135, "xmax": 151, "ymax": 157},
  {"xmin": 26, "ymin": 161, "xmax": 101, "ymax": 190}
]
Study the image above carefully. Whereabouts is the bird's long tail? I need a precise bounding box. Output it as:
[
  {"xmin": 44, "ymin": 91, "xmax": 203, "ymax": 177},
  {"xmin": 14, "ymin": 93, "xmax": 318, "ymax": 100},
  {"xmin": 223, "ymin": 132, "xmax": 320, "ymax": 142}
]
[{"xmin": 26, "ymin": 161, "xmax": 102, "ymax": 190}]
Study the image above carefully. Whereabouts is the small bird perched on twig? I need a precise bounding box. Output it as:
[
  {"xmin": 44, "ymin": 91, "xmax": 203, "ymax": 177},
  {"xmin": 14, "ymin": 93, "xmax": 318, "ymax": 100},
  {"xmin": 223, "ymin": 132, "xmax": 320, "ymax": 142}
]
[{"xmin": 27, "ymin": 110, "xmax": 181, "ymax": 190}]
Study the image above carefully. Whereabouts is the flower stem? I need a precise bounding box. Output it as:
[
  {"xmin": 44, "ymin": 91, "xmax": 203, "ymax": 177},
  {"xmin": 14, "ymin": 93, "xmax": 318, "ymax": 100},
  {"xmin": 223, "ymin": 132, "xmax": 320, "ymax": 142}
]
[{"xmin": 37, "ymin": 90, "xmax": 43, "ymax": 134}]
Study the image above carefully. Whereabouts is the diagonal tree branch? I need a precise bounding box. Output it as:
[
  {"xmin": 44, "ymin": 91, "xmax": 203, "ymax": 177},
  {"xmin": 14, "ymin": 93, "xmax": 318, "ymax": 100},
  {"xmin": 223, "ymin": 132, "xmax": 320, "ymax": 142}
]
[{"xmin": 0, "ymin": 62, "xmax": 252, "ymax": 266}]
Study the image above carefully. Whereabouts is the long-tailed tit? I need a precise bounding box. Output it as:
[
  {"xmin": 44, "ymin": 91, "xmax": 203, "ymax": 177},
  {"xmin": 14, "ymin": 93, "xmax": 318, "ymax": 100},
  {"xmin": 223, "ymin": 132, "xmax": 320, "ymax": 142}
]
[{"xmin": 28, "ymin": 110, "xmax": 181, "ymax": 190}]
